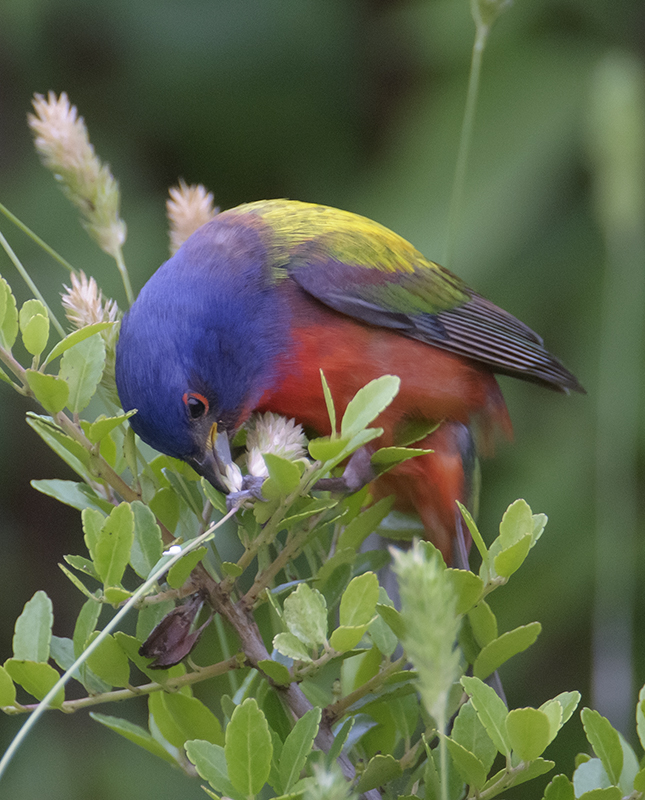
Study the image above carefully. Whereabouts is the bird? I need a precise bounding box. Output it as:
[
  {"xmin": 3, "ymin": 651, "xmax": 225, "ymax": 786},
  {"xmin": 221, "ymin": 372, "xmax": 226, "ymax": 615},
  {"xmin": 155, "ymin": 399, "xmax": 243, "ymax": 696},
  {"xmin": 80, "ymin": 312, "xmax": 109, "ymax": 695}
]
[{"xmin": 115, "ymin": 199, "xmax": 584, "ymax": 564}]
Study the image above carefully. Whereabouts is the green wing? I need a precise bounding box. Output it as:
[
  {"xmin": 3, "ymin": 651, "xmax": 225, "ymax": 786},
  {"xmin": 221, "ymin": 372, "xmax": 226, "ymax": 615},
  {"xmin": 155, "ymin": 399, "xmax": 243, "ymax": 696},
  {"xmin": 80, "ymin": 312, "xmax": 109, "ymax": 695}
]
[{"xmin": 227, "ymin": 200, "xmax": 584, "ymax": 394}]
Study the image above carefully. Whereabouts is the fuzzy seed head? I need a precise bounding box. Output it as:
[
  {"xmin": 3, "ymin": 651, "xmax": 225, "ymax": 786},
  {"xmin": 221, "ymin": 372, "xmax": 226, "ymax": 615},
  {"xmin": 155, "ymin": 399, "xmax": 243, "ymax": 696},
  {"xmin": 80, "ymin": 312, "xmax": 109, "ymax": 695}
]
[
  {"xmin": 167, "ymin": 180, "xmax": 218, "ymax": 254},
  {"xmin": 28, "ymin": 91, "xmax": 126, "ymax": 258}
]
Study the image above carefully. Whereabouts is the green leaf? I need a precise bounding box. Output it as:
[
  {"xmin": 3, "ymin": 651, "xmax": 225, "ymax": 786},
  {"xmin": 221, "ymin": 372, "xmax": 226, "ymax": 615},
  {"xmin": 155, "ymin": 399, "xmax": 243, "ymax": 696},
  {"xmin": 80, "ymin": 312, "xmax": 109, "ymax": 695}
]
[
  {"xmin": 19, "ymin": 299, "xmax": 47, "ymax": 330},
  {"xmin": 200, "ymin": 477, "xmax": 228, "ymax": 514},
  {"xmin": 376, "ymin": 603, "xmax": 406, "ymax": 639},
  {"xmin": 13, "ymin": 590, "xmax": 53, "ymax": 662},
  {"xmin": 443, "ymin": 735, "xmax": 487, "ymax": 788},
  {"xmin": 64, "ymin": 554, "xmax": 99, "ymax": 580},
  {"xmin": 25, "ymin": 369, "xmax": 69, "ymax": 414},
  {"xmin": 82, "ymin": 507, "xmax": 105, "ymax": 563},
  {"xmin": 370, "ymin": 446, "xmax": 433, "ymax": 468},
  {"xmin": 542, "ymin": 774, "xmax": 575, "ymax": 800},
  {"xmin": 84, "ymin": 631, "xmax": 131, "ymax": 687},
  {"xmin": 59, "ymin": 332, "xmax": 105, "ymax": 413},
  {"xmin": 273, "ymin": 632, "xmax": 314, "ymax": 662},
  {"xmin": 87, "ymin": 410, "xmax": 137, "ymax": 443},
  {"xmin": 468, "ymin": 601, "xmax": 498, "ymax": 649},
  {"xmin": 167, "ymin": 547, "xmax": 207, "ymax": 589},
  {"xmin": 451, "ymin": 700, "xmax": 497, "ymax": 773},
  {"xmin": 26, "ymin": 413, "xmax": 91, "ymax": 480},
  {"xmin": 319, "ymin": 369, "xmax": 337, "ymax": 433},
  {"xmin": 573, "ymin": 758, "xmax": 612, "ymax": 795},
  {"xmin": 0, "ymin": 276, "xmax": 18, "ymax": 350},
  {"xmin": 447, "ymin": 569, "xmax": 484, "ymax": 615},
  {"xmin": 617, "ymin": 732, "xmax": 639, "ymax": 795},
  {"xmin": 329, "ymin": 624, "xmax": 369, "ymax": 652},
  {"xmin": 340, "ymin": 375, "xmax": 400, "ymax": 438},
  {"xmin": 633, "ymin": 767, "xmax": 645, "ymax": 793},
  {"xmin": 327, "ymin": 717, "xmax": 355, "ymax": 766},
  {"xmin": 461, "ymin": 675, "xmax": 510, "ymax": 756},
  {"xmin": 493, "ymin": 533, "xmax": 532, "ymax": 578},
  {"xmin": 221, "ymin": 561, "xmax": 243, "ymax": 577},
  {"xmin": 506, "ymin": 707, "xmax": 552, "ymax": 761},
  {"xmin": 532, "ymin": 513, "xmax": 548, "ymax": 544},
  {"xmin": 31, "ymin": 478, "xmax": 113, "ymax": 514},
  {"xmin": 94, "ymin": 502, "xmax": 134, "ymax": 588},
  {"xmin": 539, "ymin": 699, "xmax": 563, "ymax": 745},
  {"xmin": 339, "ymin": 571, "xmax": 379, "ymax": 627},
  {"xmin": 636, "ymin": 685, "xmax": 645, "ymax": 751},
  {"xmin": 20, "ymin": 304, "xmax": 49, "ymax": 356},
  {"xmin": 225, "ymin": 698, "xmax": 272, "ymax": 796},
  {"xmin": 308, "ymin": 435, "xmax": 351, "ymax": 462},
  {"xmin": 262, "ymin": 452, "xmax": 302, "ymax": 497},
  {"xmin": 0, "ymin": 665, "xmax": 17, "ymax": 706},
  {"xmin": 150, "ymin": 691, "xmax": 224, "ymax": 748},
  {"xmin": 457, "ymin": 502, "xmax": 489, "ymax": 565},
  {"xmin": 280, "ymin": 707, "xmax": 321, "ymax": 791},
  {"xmin": 337, "ymin": 496, "xmax": 395, "ymax": 551},
  {"xmin": 283, "ymin": 583, "xmax": 328, "ymax": 648},
  {"xmin": 130, "ymin": 501, "xmax": 163, "ymax": 579},
  {"xmin": 4, "ymin": 659, "xmax": 64, "ymax": 706},
  {"xmin": 90, "ymin": 712, "xmax": 176, "ymax": 764},
  {"xmin": 368, "ymin": 589, "xmax": 399, "ymax": 658},
  {"xmin": 473, "ymin": 622, "xmax": 541, "ymax": 680},
  {"xmin": 58, "ymin": 563, "xmax": 95, "ymax": 599},
  {"xmin": 44, "ymin": 321, "xmax": 115, "ymax": 365},
  {"xmin": 499, "ymin": 499, "xmax": 534, "ymax": 548},
  {"xmin": 258, "ymin": 659, "xmax": 292, "ymax": 686},
  {"xmin": 356, "ymin": 753, "xmax": 403, "ymax": 793},
  {"xmin": 549, "ymin": 691, "xmax": 581, "ymax": 728},
  {"xmin": 581, "ymin": 708, "xmax": 623, "ymax": 786},
  {"xmin": 185, "ymin": 740, "xmax": 243, "ymax": 800},
  {"xmin": 149, "ymin": 487, "xmax": 180, "ymax": 533},
  {"xmin": 578, "ymin": 789, "xmax": 622, "ymax": 800}
]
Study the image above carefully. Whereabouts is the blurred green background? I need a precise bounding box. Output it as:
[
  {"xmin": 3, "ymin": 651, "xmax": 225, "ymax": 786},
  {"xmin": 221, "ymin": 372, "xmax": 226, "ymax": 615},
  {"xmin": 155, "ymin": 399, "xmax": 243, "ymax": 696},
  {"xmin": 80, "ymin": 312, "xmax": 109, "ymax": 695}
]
[{"xmin": 1, "ymin": 0, "xmax": 644, "ymax": 797}]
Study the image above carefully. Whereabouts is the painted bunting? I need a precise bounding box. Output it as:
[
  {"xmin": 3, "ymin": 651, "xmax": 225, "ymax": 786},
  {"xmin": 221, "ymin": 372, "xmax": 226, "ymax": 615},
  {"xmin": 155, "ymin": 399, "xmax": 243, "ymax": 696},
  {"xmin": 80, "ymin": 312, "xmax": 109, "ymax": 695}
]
[{"xmin": 115, "ymin": 199, "xmax": 583, "ymax": 563}]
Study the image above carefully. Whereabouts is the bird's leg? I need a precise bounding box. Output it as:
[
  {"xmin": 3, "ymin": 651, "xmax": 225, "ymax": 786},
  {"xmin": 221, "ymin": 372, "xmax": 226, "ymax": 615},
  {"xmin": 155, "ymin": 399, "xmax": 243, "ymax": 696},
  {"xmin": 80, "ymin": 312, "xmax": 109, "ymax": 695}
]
[
  {"xmin": 453, "ymin": 510, "xmax": 472, "ymax": 571},
  {"xmin": 225, "ymin": 475, "xmax": 266, "ymax": 511},
  {"xmin": 313, "ymin": 446, "xmax": 376, "ymax": 494}
]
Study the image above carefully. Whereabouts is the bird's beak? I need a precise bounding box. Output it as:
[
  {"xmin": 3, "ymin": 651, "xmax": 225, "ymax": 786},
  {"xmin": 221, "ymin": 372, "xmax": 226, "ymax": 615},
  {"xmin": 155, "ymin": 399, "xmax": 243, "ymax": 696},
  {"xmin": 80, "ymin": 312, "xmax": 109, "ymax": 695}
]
[{"xmin": 195, "ymin": 422, "xmax": 234, "ymax": 493}]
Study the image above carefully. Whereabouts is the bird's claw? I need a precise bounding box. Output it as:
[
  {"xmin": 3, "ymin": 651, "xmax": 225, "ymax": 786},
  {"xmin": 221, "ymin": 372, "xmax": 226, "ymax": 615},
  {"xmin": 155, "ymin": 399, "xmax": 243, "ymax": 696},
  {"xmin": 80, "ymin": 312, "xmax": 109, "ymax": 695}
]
[
  {"xmin": 312, "ymin": 446, "xmax": 375, "ymax": 495},
  {"xmin": 225, "ymin": 474, "xmax": 266, "ymax": 511}
]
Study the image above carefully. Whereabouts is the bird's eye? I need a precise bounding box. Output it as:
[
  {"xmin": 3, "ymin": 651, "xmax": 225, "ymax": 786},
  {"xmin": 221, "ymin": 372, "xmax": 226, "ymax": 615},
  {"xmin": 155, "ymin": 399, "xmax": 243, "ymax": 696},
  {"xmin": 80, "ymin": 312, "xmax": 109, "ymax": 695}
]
[{"xmin": 182, "ymin": 392, "xmax": 209, "ymax": 420}]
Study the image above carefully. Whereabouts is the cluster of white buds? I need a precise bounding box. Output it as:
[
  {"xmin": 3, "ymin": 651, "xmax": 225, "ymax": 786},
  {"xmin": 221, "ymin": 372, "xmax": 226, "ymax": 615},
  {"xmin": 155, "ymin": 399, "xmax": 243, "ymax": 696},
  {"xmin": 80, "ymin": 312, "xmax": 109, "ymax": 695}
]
[
  {"xmin": 245, "ymin": 412, "xmax": 308, "ymax": 478},
  {"xmin": 216, "ymin": 413, "xmax": 308, "ymax": 497},
  {"xmin": 28, "ymin": 92, "xmax": 126, "ymax": 261},
  {"xmin": 167, "ymin": 180, "xmax": 218, "ymax": 254}
]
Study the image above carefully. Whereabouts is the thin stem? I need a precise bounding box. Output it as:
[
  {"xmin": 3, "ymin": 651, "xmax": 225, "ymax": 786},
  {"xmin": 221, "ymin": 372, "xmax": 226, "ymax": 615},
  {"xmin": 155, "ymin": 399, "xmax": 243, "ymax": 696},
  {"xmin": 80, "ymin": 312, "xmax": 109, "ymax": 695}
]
[
  {"xmin": 444, "ymin": 22, "xmax": 488, "ymax": 269},
  {"xmin": 0, "ymin": 203, "xmax": 77, "ymax": 274},
  {"xmin": 0, "ymin": 514, "xmax": 233, "ymax": 783},
  {"xmin": 0, "ymin": 347, "xmax": 29, "ymax": 391},
  {"xmin": 244, "ymin": 512, "xmax": 326, "ymax": 607},
  {"xmin": 114, "ymin": 248, "xmax": 134, "ymax": 306},
  {"xmin": 3, "ymin": 655, "xmax": 243, "ymax": 715},
  {"xmin": 0, "ymin": 229, "xmax": 66, "ymax": 338},
  {"xmin": 323, "ymin": 656, "xmax": 406, "ymax": 725}
]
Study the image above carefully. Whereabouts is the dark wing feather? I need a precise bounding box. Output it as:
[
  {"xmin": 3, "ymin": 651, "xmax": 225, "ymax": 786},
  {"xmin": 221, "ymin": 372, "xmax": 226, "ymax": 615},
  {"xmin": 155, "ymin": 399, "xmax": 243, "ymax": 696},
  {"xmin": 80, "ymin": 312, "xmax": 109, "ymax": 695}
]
[
  {"xmin": 285, "ymin": 237, "xmax": 584, "ymax": 394},
  {"xmin": 228, "ymin": 200, "xmax": 584, "ymax": 394}
]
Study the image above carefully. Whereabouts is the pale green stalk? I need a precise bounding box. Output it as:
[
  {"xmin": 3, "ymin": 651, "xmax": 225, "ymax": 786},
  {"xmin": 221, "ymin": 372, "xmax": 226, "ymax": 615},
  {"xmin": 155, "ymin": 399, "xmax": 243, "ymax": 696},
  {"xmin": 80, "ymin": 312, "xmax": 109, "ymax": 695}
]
[
  {"xmin": 0, "ymin": 511, "xmax": 236, "ymax": 783},
  {"xmin": 589, "ymin": 51, "xmax": 645, "ymax": 734},
  {"xmin": 0, "ymin": 203, "xmax": 76, "ymax": 273},
  {"xmin": 0, "ymin": 229, "xmax": 66, "ymax": 338},
  {"xmin": 444, "ymin": 0, "xmax": 512, "ymax": 268}
]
